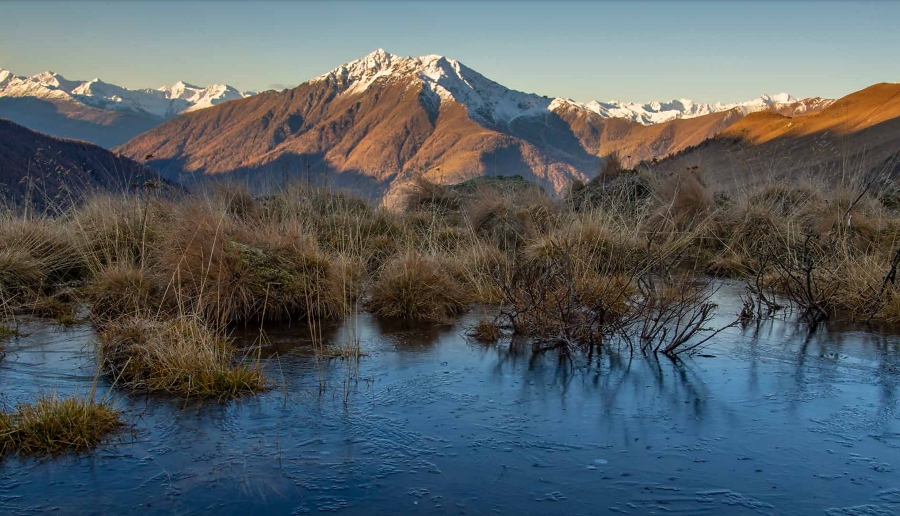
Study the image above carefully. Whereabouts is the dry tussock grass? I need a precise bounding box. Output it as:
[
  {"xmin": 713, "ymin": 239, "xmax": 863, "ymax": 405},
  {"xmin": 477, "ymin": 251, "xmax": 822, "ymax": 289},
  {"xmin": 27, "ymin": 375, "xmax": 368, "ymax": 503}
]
[
  {"xmin": 99, "ymin": 315, "xmax": 268, "ymax": 397},
  {"xmin": 368, "ymin": 251, "xmax": 467, "ymax": 321},
  {"xmin": 0, "ymin": 394, "xmax": 124, "ymax": 456},
  {"xmin": 5, "ymin": 166, "xmax": 900, "ymax": 365}
]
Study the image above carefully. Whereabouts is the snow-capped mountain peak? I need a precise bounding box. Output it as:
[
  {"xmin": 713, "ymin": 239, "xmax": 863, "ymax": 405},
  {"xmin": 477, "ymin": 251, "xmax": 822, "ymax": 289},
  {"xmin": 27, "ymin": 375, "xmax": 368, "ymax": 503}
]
[
  {"xmin": 316, "ymin": 49, "xmax": 554, "ymax": 126},
  {"xmin": 0, "ymin": 68, "xmax": 13, "ymax": 86},
  {"xmin": 0, "ymin": 67, "xmax": 254, "ymax": 119},
  {"xmin": 315, "ymin": 49, "xmax": 827, "ymax": 127}
]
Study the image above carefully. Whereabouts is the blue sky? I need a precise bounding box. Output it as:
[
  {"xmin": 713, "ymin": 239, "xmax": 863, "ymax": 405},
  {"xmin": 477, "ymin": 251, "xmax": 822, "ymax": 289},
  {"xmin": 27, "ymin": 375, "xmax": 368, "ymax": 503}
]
[{"xmin": 1, "ymin": 1, "xmax": 897, "ymax": 103}]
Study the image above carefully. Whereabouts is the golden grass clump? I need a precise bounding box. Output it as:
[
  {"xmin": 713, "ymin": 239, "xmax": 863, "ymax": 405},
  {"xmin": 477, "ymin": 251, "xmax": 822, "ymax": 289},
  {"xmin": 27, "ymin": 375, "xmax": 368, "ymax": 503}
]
[
  {"xmin": 0, "ymin": 248, "xmax": 43, "ymax": 298},
  {"xmin": 648, "ymin": 170, "xmax": 714, "ymax": 233},
  {"xmin": 28, "ymin": 294, "xmax": 78, "ymax": 325},
  {"xmin": 447, "ymin": 242, "xmax": 507, "ymax": 304},
  {"xmin": 368, "ymin": 251, "xmax": 467, "ymax": 321},
  {"xmin": 465, "ymin": 188, "xmax": 552, "ymax": 251},
  {"xmin": 0, "ymin": 217, "xmax": 84, "ymax": 300},
  {"xmin": 88, "ymin": 264, "xmax": 161, "ymax": 323},
  {"xmin": 314, "ymin": 209, "xmax": 408, "ymax": 268},
  {"xmin": 468, "ymin": 316, "xmax": 502, "ymax": 343},
  {"xmin": 551, "ymin": 214, "xmax": 646, "ymax": 273},
  {"xmin": 70, "ymin": 195, "xmax": 169, "ymax": 269},
  {"xmin": 748, "ymin": 182, "xmax": 820, "ymax": 216},
  {"xmin": 99, "ymin": 315, "xmax": 269, "ymax": 398},
  {"xmin": 574, "ymin": 272, "xmax": 635, "ymax": 318},
  {"xmin": 705, "ymin": 203, "xmax": 791, "ymax": 275},
  {"xmin": 157, "ymin": 205, "xmax": 342, "ymax": 324},
  {"xmin": 209, "ymin": 182, "xmax": 259, "ymax": 221},
  {"xmin": 0, "ymin": 394, "xmax": 124, "ymax": 456},
  {"xmin": 325, "ymin": 253, "xmax": 366, "ymax": 316},
  {"xmin": 403, "ymin": 177, "xmax": 463, "ymax": 215}
]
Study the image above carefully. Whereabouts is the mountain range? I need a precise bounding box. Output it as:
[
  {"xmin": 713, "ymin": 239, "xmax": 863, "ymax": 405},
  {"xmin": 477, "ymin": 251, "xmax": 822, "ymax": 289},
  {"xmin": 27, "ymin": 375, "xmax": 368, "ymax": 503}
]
[
  {"xmin": 0, "ymin": 68, "xmax": 254, "ymax": 147},
  {"xmin": 112, "ymin": 49, "xmax": 836, "ymax": 199},
  {"xmin": 3, "ymin": 50, "xmax": 896, "ymax": 206}
]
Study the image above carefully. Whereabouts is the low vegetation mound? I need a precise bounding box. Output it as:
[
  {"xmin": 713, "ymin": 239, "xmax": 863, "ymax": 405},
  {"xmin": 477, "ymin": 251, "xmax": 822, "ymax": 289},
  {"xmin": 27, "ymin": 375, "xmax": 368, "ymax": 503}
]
[
  {"xmin": 99, "ymin": 315, "xmax": 269, "ymax": 398},
  {"xmin": 368, "ymin": 251, "xmax": 467, "ymax": 321},
  {"xmin": 0, "ymin": 394, "xmax": 124, "ymax": 456}
]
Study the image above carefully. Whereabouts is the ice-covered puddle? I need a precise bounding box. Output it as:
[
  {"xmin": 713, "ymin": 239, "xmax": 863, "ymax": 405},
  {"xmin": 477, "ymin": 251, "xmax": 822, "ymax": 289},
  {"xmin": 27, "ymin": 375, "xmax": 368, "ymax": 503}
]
[{"xmin": 2, "ymin": 287, "xmax": 900, "ymax": 515}]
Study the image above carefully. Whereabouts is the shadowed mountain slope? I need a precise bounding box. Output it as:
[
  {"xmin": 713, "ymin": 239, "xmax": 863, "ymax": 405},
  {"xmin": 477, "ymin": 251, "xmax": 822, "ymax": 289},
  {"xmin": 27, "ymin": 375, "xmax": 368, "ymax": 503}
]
[{"xmin": 0, "ymin": 118, "xmax": 163, "ymax": 209}]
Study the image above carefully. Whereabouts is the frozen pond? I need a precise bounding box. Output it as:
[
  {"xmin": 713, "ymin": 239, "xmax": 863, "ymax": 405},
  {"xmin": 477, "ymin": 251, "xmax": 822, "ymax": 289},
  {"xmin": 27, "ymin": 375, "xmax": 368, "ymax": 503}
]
[{"xmin": 1, "ymin": 290, "xmax": 900, "ymax": 515}]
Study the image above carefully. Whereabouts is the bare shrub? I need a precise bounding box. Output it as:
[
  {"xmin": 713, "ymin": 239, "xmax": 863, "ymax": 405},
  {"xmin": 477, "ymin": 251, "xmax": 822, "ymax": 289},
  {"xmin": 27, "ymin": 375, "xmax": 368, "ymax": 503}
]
[
  {"xmin": 499, "ymin": 238, "xmax": 639, "ymax": 352},
  {"xmin": 625, "ymin": 274, "xmax": 727, "ymax": 356}
]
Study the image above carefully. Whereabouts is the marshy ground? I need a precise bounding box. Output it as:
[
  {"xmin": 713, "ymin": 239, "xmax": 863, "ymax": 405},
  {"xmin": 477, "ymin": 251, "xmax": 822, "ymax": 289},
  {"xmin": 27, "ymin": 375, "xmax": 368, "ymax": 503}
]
[{"xmin": 2, "ymin": 159, "xmax": 900, "ymax": 512}]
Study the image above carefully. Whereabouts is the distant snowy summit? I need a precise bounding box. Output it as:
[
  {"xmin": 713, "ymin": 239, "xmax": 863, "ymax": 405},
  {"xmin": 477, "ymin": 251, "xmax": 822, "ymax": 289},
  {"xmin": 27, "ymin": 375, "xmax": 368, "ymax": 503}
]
[
  {"xmin": 315, "ymin": 49, "xmax": 831, "ymax": 126},
  {"xmin": 554, "ymin": 93, "xmax": 827, "ymax": 125},
  {"xmin": 0, "ymin": 67, "xmax": 254, "ymax": 119}
]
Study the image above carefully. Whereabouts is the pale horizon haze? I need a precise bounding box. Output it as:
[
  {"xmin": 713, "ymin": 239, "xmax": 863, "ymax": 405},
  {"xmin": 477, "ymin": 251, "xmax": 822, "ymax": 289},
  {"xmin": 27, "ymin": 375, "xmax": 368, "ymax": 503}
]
[{"xmin": 2, "ymin": 0, "xmax": 898, "ymax": 104}]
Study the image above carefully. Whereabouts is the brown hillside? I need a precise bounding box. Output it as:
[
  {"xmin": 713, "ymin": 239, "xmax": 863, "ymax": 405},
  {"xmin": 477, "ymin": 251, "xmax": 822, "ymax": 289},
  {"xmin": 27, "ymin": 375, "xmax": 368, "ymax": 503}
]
[
  {"xmin": 654, "ymin": 83, "xmax": 900, "ymax": 191},
  {"xmin": 116, "ymin": 75, "xmax": 603, "ymax": 197},
  {"xmin": 0, "ymin": 118, "xmax": 163, "ymax": 209},
  {"xmin": 721, "ymin": 83, "xmax": 900, "ymax": 144}
]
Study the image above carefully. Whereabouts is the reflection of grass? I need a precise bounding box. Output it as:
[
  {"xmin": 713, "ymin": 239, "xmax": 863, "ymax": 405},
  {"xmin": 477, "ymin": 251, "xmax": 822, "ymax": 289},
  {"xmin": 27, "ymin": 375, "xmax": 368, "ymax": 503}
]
[{"xmin": 0, "ymin": 393, "xmax": 124, "ymax": 456}]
